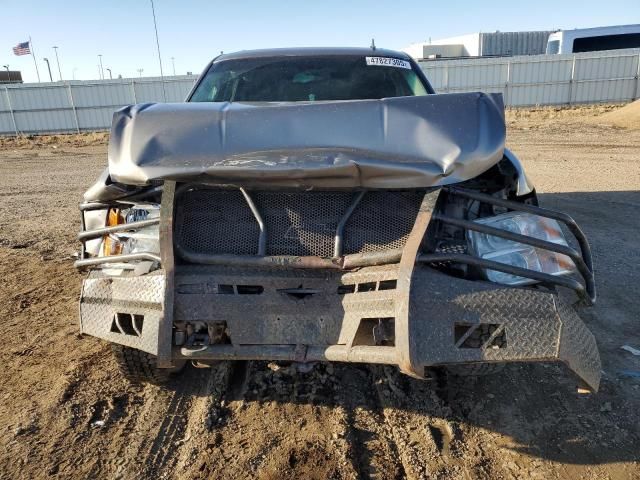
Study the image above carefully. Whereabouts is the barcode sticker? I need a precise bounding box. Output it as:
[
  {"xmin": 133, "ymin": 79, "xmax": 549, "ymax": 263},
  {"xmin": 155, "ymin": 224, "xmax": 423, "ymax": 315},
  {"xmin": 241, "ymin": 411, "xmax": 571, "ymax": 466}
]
[{"xmin": 365, "ymin": 57, "xmax": 411, "ymax": 69}]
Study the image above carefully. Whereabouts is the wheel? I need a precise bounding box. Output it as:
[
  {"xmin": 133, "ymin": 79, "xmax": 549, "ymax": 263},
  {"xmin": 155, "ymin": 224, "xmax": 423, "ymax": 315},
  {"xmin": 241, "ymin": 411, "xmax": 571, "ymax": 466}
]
[
  {"xmin": 446, "ymin": 363, "xmax": 506, "ymax": 377},
  {"xmin": 111, "ymin": 344, "xmax": 184, "ymax": 385}
]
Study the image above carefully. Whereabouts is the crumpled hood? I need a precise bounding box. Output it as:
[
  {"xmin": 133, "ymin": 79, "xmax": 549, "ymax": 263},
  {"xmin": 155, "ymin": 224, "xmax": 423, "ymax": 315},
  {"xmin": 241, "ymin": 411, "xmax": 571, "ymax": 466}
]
[{"xmin": 87, "ymin": 92, "xmax": 505, "ymax": 200}]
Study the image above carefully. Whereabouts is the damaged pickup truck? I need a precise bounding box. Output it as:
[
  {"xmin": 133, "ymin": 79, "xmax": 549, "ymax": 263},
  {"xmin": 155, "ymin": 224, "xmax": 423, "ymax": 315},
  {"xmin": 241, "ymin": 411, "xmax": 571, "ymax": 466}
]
[{"xmin": 76, "ymin": 47, "xmax": 600, "ymax": 391}]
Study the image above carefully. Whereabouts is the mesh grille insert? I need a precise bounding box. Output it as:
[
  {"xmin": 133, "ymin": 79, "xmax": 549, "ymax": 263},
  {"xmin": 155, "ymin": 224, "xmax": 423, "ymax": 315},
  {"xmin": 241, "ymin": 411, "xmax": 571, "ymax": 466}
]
[
  {"xmin": 253, "ymin": 191, "xmax": 353, "ymax": 257},
  {"xmin": 174, "ymin": 189, "xmax": 260, "ymax": 255},
  {"xmin": 343, "ymin": 191, "xmax": 424, "ymax": 254},
  {"xmin": 174, "ymin": 187, "xmax": 424, "ymax": 260}
]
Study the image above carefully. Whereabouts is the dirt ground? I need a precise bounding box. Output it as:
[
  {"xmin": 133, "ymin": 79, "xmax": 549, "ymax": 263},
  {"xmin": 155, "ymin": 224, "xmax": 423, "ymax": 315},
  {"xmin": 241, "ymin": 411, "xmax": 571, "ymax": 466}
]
[
  {"xmin": 0, "ymin": 105, "xmax": 639, "ymax": 480},
  {"xmin": 591, "ymin": 100, "xmax": 640, "ymax": 129}
]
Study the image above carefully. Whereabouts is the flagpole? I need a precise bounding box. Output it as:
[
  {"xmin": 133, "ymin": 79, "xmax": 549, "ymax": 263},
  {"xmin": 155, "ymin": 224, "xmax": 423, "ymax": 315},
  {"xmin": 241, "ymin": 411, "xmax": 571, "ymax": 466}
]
[{"xmin": 29, "ymin": 36, "xmax": 41, "ymax": 82}]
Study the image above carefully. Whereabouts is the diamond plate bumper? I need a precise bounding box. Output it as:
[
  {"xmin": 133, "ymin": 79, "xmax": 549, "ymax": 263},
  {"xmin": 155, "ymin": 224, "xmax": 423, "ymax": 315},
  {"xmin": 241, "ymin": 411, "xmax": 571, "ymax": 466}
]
[
  {"xmin": 79, "ymin": 265, "xmax": 600, "ymax": 391},
  {"xmin": 406, "ymin": 266, "xmax": 600, "ymax": 391},
  {"xmin": 79, "ymin": 270, "xmax": 165, "ymax": 355}
]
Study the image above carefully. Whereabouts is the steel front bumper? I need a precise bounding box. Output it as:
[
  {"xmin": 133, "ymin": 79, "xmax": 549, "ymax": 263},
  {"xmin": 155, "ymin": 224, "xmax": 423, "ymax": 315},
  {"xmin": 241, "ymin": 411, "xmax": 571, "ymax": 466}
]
[
  {"xmin": 406, "ymin": 266, "xmax": 600, "ymax": 391},
  {"xmin": 79, "ymin": 265, "xmax": 601, "ymax": 392},
  {"xmin": 79, "ymin": 270, "xmax": 166, "ymax": 354}
]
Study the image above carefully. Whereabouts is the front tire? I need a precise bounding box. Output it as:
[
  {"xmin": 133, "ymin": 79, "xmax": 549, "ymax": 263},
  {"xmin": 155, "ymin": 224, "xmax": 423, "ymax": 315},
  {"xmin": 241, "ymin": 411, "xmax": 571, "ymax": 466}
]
[{"xmin": 111, "ymin": 344, "xmax": 184, "ymax": 385}]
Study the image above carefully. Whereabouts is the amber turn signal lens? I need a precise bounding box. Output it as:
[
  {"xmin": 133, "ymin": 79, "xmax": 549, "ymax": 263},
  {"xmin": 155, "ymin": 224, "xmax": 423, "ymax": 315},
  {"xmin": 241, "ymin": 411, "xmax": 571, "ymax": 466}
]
[{"xmin": 102, "ymin": 208, "xmax": 124, "ymax": 256}]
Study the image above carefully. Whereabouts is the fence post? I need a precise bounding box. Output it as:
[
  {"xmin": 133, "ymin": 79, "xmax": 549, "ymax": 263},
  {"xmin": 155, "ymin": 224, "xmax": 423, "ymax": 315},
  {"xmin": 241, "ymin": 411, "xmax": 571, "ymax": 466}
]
[
  {"xmin": 130, "ymin": 80, "xmax": 137, "ymax": 103},
  {"xmin": 568, "ymin": 56, "xmax": 576, "ymax": 105},
  {"xmin": 444, "ymin": 64, "xmax": 450, "ymax": 93},
  {"xmin": 635, "ymin": 52, "xmax": 640, "ymax": 100},
  {"xmin": 66, "ymin": 83, "xmax": 80, "ymax": 133},
  {"xmin": 4, "ymin": 86, "xmax": 19, "ymax": 136},
  {"xmin": 505, "ymin": 60, "xmax": 511, "ymax": 106}
]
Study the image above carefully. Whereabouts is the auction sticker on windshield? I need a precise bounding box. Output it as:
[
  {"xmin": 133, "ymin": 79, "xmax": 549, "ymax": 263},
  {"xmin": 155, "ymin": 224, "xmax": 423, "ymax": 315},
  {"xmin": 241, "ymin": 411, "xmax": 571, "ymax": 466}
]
[{"xmin": 365, "ymin": 57, "xmax": 412, "ymax": 69}]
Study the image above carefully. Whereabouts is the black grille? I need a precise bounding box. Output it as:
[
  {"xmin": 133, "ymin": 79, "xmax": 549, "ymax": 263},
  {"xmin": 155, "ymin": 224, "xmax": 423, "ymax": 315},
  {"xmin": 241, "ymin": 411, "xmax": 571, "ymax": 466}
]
[
  {"xmin": 343, "ymin": 191, "xmax": 424, "ymax": 254},
  {"xmin": 175, "ymin": 189, "xmax": 260, "ymax": 255},
  {"xmin": 174, "ymin": 187, "xmax": 424, "ymax": 260},
  {"xmin": 253, "ymin": 192, "xmax": 353, "ymax": 257}
]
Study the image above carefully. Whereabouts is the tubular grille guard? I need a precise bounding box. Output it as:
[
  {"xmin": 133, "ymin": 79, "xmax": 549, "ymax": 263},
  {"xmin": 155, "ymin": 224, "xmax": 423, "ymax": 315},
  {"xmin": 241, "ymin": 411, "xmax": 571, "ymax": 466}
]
[
  {"xmin": 173, "ymin": 185, "xmax": 425, "ymax": 263},
  {"xmin": 418, "ymin": 187, "xmax": 596, "ymax": 304},
  {"xmin": 74, "ymin": 187, "xmax": 163, "ymax": 270}
]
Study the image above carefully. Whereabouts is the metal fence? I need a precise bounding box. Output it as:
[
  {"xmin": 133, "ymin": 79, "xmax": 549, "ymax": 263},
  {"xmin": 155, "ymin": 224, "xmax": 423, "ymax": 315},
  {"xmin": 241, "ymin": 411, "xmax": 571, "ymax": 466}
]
[
  {"xmin": 0, "ymin": 76, "xmax": 196, "ymax": 136},
  {"xmin": 1, "ymin": 49, "xmax": 640, "ymax": 136},
  {"xmin": 420, "ymin": 48, "xmax": 640, "ymax": 106}
]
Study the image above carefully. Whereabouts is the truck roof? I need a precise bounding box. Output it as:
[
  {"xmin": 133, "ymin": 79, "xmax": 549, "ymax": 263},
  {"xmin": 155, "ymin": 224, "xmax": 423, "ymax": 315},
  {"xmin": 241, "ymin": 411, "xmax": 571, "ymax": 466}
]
[{"xmin": 215, "ymin": 47, "xmax": 412, "ymax": 62}]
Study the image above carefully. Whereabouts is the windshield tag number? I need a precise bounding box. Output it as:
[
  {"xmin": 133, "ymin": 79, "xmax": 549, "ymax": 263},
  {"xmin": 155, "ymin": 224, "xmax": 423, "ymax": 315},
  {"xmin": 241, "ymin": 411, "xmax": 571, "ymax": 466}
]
[{"xmin": 365, "ymin": 57, "xmax": 411, "ymax": 69}]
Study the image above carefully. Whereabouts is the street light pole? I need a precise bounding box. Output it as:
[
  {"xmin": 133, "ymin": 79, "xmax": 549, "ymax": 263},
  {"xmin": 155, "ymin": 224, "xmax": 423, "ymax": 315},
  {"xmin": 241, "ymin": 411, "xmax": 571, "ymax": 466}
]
[
  {"xmin": 43, "ymin": 58, "xmax": 53, "ymax": 82},
  {"xmin": 150, "ymin": 0, "xmax": 167, "ymax": 101},
  {"xmin": 2, "ymin": 65, "xmax": 10, "ymax": 83},
  {"xmin": 106, "ymin": 68, "xmax": 112, "ymax": 80},
  {"xmin": 52, "ymin": 46, "xmax": 62, "ymax": 81},
  {"xmin": 98, "ymin": 54, "xmax": 104, "ymax": 80},
  {"xmin": 171, "ymin": 56, "xmax": 176, "ymax": 76},
  {"xmin": 72, "ymin": 68, "xmax": 77, "ymax": 80}
]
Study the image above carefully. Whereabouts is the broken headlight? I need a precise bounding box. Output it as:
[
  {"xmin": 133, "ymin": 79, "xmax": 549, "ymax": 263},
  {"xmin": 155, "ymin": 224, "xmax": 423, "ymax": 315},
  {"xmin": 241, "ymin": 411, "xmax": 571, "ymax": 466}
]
[
  {"xmin": 102, "ymin": 205, "xmax": 160, "ymax": 257},
  {"xmin": 467, "ymin": 212, "xmax": 576, "ymax": 286}
]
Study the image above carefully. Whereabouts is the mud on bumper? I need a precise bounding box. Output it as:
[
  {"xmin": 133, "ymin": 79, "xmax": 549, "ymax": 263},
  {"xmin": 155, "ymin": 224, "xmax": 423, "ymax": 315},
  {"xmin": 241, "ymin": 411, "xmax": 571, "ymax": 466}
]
[{"xmin": 79, "ymin": 265, "xmax": 601, "ymax": 392}]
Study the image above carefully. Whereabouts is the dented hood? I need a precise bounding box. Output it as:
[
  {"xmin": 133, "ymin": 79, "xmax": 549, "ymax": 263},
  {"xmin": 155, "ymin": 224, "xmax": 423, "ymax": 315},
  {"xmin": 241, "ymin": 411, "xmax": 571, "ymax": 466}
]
[{"xmin": 88, "ymin": 92, "xmax": 505, "ymax": 200}]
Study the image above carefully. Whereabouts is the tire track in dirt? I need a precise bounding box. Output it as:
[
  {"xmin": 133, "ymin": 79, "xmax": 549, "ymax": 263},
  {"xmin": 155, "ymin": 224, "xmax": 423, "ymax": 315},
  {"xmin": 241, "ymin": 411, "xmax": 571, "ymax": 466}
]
[
  {"xmin": 170, "ymin": 363, "xmax": 232, "ymax": 477},
  {"xmin": 144, "ymin": 384, "xmax": 196, "ymax": 474},
  {"xmin": 369, "ymin": 366, "xmax": 472, "ymax": 480},
  {"xmin": 172, "ymin": 361, "xmax": 362, "ymax": 479},
  {"xmin": 31, "ymin": 342, "xmax": 201, "ymax": 478},
  {"xmin": 76, "ymin": 370, "xmax": 206, "ymax": 478},
  {"xmin": 335, "ymin": 366, "xmax": 407, "ymax": 480}
]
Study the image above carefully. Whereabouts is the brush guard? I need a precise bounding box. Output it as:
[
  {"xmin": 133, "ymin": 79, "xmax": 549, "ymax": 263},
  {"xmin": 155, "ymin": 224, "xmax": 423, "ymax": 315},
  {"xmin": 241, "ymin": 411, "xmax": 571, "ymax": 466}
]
[{"xmin": 77, "ymin": 183, "xmax": 601, "ymax": 391}]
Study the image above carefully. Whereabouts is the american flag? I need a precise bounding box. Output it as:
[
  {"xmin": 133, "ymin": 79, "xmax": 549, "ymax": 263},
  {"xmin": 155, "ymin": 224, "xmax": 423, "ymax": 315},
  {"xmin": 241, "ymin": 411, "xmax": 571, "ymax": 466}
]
[{"xmin": 13, "ymin": 41, "xmax": 31, "ymax": 56}]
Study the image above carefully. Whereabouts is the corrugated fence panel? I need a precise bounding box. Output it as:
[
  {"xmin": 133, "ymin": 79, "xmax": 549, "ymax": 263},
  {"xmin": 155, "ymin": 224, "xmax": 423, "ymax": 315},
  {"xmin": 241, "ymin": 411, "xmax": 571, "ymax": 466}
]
[
  {"xmin": 420, "ymin": 48, "xmax": 640, "ymax": 107},
  {"xmin": 574, "ymin": 53, "xmax": 638, "ymax": 80},
  {"xmin": 134, "ymin": 81, "xmax": 174, "ymax": 103},
  {"xmin": 1, "ymin": 51, "xmax": 639, "ymax": 135},
  {"xmin": 510, "ymin": 57, "xmax": 572, "ymax": 84},
  {"xmin": 0, "ymin": 76, "xmax": 201, "ymax": 134},
  {"xmin": 509, "ymin": 83, "xmax": 571, "ymax": 106},
  {"xmin": 72, "ymin": 82, "xmax": 133, "ymax": 108},
  {"xmin": 0, "ymin": 113, "xmax": 14, "ymax": 133},
  {"xmin": 448, "ymin": 62, "xmax": 507, "ymax": 89},
  {"xmin": 14, "ymin": 109, "xmax": 76, "ymax": 133},
  {"xmin": 76, "ymin": 107, "xmax": 120, "ymax": 130},
  {"xmin": 0, "ymin": 88, "xmax": 14, "ymax": 133},
  {"xmin": 164, "ymin": 80, "xmax": 195, "ymax": 101},
  {"xmin": 573, "ymin": 78, "xmax": 637, "ymax": 103},
  {"xmin": 421, "ymin": 65, "xmax": 446, "ymax": 90},
  {"xmin": 0, "ymin": 89, "xmax": 10, "ymax": 111},
  {"xmin": 9, "ymin": 85, "xmax": 71, "ymax": 110}
]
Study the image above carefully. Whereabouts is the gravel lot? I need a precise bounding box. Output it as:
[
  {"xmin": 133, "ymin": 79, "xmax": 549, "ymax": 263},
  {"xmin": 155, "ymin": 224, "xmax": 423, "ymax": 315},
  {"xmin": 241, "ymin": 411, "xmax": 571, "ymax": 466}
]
[{"xmin": 0, "ymin": 106, "xmax": 639, "ymax": 479}]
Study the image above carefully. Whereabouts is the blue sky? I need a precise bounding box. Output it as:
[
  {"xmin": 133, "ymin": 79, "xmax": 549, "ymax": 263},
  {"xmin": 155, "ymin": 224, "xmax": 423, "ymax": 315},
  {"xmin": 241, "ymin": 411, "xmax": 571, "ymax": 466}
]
[{"xmin": 2, "ymin": 0, "xmax": 638, "ymax": 83}]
